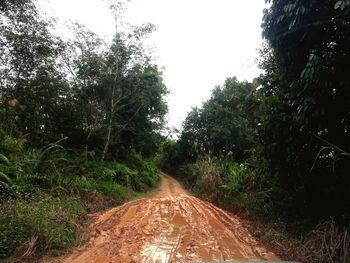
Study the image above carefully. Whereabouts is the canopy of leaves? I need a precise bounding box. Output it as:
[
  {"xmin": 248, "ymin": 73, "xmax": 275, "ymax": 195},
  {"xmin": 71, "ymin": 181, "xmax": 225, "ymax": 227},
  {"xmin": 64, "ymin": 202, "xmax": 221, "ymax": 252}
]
[
  {"xmin": 0, "ymin": 0, "xmax": 168, "ymax": 160},
  {"xmin": 260, "ymin": 0, "xmax": 350, "ymax": 222},
  {"xmin": 178, "ymin": 77, "xmax": 259, "ymax": 163}
]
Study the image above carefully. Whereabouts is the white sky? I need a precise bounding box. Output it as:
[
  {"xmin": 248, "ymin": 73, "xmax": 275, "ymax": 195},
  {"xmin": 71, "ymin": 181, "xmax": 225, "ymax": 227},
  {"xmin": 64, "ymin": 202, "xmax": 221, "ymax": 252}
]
[{"xmin": 39, "ymin": 0, "xmax": 267, "ymax": 130}]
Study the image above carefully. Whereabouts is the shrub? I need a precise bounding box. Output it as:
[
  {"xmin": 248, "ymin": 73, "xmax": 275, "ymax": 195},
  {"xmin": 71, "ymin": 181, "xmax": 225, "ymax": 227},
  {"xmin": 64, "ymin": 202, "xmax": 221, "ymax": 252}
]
[
  {"xmin": 60, "ymin": 176, "xmax": 128, "ymax": 208},
  {"xmin": 0, "ymin": 135, "xmax": 26, "ymax": 154},
  {"xmin": 216, "ymin": 161, "xmax": 247, "ymax": 204},
  {"xmin": 126, "ymin": 151, "xmax": 160, "ymax": 190},
  {"xmin": 178, "ymin": 157, "xmax": 219, "ymax": 200},
  {"xmin": 177, "ymin": 156, "xmax": 275, "ymax": 214},
  {"xmin": 0, "ymin": 142, "xmax": 160, "ymax": 260},
  {"xmin": 0, "ymin": 196, "xmax": 86, "ymax": 260},
  {"xmin": 104, "ymin": 162, "xmax": 138, "ymax": 188}
]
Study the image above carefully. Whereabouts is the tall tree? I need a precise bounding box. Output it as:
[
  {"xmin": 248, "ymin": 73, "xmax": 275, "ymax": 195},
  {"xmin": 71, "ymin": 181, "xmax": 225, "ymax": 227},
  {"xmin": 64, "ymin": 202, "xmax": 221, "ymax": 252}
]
[{"xmin": 100, "ymin": 2, "xmax": 159, "ymax": 161}]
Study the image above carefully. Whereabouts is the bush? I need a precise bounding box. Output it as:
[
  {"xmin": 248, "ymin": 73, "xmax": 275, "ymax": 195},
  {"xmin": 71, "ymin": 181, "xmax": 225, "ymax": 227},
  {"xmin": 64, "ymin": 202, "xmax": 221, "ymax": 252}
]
[
  {"xmin": 0, "ymin": 196, "xmax": 86, "ymax": 260},
  {"xmin": 216, "ymin": 161, "xmax": 247, "ymax": 204},
  {"xmin": 125, "ymin": 151, "xmax": 160, "ymax": 190},
  {"xmin": 177, "ymin": 156, "xmax": 275, "ymax": 214},
  {"xmin": 60, "ymin": 177, "xmax": 128, "ymax": 209},
  {"xmin": 178, "ymin": 157, "xmax": 220, "ymax": 200},
  {"xmin": 104, "ymin": 162, "xmax": 138, "ymax": 188},
  {"xmin": 156, "ymin": 140, "xmax": 181, "ymax": 173},
  {"xmin": 0, "ymin": 142, "xmax": 160, "ymax": 260},
  {"xmin": 62, "ymin": 151, "xmax": 159, "ymax": 192}
]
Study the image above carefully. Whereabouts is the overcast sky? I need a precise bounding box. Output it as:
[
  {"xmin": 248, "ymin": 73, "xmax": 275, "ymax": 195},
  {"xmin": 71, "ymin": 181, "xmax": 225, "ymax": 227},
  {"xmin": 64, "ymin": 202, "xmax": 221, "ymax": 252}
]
[{"xmin": 39, "ymin": 0, "xmax": 267, "ymax": 130}]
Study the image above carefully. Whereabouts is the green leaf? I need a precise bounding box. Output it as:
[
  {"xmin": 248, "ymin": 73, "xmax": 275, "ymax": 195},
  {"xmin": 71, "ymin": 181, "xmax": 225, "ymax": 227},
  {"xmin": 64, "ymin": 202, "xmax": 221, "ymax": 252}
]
[
  {"xmin": 0, "ymin": 171, "xmax": 12, "ymax": 183},
  {"xmin": 0, "ymin": 154, "xmax": 10, "ymax": 166}
]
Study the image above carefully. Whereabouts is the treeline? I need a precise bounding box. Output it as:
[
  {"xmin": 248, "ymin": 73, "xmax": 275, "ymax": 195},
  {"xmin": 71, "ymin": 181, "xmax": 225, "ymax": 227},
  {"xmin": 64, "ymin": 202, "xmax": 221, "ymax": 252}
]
[
  {"xmin": 0, "ymin": 0, "xmax": 167, "ymax": 260},
  {"xmin": 160, "ymin": 0, "xmax": 350, "ymax": 233}
]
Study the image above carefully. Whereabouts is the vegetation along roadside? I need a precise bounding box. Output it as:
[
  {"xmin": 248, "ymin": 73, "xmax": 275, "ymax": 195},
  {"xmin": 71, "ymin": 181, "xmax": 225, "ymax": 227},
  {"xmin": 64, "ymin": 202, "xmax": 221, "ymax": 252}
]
[{"xmin": 0, "ymin": 0, "xmax": 166, "ymax": 261}]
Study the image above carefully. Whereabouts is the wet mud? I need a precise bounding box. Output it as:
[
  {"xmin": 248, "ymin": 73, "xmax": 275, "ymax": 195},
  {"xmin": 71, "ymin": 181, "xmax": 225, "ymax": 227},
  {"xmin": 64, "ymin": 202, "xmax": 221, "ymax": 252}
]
[{"xmin": 45, "ymin": 173, "xmax": 278, "ymax": 263}]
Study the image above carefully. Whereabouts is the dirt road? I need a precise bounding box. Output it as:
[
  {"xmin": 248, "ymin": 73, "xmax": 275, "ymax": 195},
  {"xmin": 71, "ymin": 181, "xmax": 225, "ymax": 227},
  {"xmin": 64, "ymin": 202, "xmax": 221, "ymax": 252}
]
[{"xmin": 53, "ymin": 173, "xmax": 278, "ymax": 262}]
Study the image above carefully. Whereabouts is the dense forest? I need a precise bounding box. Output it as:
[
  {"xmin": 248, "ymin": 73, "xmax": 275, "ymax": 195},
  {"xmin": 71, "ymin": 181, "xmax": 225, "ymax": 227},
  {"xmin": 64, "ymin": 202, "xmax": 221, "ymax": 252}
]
[{"xmin": 1, "ymin": 0, "xmax": 350, "ymax": 262}]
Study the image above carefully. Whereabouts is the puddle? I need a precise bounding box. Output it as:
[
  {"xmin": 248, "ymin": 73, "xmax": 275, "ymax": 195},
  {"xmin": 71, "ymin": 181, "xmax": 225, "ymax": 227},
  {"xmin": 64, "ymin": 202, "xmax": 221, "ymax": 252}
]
[{"xmin": 171, "ymin": 213, "xmax": 187, "ymax": 227}]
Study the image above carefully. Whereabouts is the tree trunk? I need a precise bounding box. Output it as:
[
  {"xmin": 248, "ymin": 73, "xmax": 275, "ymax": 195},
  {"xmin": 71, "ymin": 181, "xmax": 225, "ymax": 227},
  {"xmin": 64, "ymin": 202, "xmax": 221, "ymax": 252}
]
[
  {"xmin": 101, "ymin": 100, "xmax": 114, "ymax": 162},
  {"xmin": 101, "ymin": 3, "xmax": 120, "ymax": 162}
]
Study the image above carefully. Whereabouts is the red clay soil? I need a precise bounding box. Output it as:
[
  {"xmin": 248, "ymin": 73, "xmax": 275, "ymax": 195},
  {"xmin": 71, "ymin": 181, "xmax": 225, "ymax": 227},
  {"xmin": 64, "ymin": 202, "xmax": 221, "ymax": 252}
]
[{"xmin": 44, "ymin": 173, "xmax": 278, "ymax": 263}]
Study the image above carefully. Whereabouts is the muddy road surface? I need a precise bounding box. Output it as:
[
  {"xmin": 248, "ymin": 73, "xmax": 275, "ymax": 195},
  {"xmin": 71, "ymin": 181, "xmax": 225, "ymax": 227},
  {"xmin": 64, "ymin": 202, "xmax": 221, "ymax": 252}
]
[{"xmin": 49, "ymin": 173, "xmax": 278, "ymax": 263}]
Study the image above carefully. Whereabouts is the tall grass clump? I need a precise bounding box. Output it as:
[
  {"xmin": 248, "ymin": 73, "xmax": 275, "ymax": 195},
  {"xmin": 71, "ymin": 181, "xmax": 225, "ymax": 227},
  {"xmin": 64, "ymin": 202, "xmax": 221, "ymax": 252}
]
[{"xmin": 0, "ymin": 196, "xmax": 86, "ymax": 260}]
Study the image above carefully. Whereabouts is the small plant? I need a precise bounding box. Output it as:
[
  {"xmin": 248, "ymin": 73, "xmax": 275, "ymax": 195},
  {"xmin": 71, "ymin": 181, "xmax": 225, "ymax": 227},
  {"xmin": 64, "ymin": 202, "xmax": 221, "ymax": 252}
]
[
  {"xmin": 0, "ymin": 135, "xmax": 27, "ymax": 154},
  {"xmin": 34, "ymin": 138, "xmax": 68, "ymax": 178}
]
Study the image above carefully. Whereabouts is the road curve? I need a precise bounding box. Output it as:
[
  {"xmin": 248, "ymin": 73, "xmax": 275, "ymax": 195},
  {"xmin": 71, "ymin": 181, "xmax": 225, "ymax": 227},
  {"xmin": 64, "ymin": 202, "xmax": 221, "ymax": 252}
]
[{"xmin": 46, "ymin": 172, "xmax": 278, "ymax": 263}]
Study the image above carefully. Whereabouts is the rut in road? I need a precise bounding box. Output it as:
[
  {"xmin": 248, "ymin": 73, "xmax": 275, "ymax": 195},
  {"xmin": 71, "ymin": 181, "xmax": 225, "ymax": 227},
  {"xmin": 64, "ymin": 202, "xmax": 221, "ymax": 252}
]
[{"xmin": 47, "ymin": 173, "xmax": 278, "ymax": 263}]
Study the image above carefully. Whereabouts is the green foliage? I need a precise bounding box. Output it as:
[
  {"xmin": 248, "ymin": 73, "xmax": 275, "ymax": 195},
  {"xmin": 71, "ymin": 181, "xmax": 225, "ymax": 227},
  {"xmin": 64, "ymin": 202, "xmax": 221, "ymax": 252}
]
[
  {"xmin": 0, "ymin": 153, "xmax": 10, "ymax": 166},
  {"xmin": 0, "ymin": 0, "xmax": 165, "ymax": 260},
  {"xmin": 0, "ymin": 196, "xmax": 86, "ymax": 259},
  {"xmin": 125, "ymin": 151, "xmax": 160, "ymax": 190},
  {"xmin": 178, "ymin": 77, "xmax": 259, "ymax": 164},
  {"xmin": 260, "ymin": 0, "xmax": 350, "ymax": 222},
  {"xmin": 0, "ymin": 142, "xmax": 159, "ymax": 259},
  {"xmin": 60, "ymin": 177, "xmax": 127, "ymax": 208},
  {"xmin": 157, "ymin": 140, "xmax": 181, "ymax": 173},
  {"xmin": 73, "ymin": 151, "xmax": 159, "ymax": 192},
  {"xmin": 0, "ymin": 135, "xmax": 27, "ymax": 154},
  {"xmin": 0, "ymin": 153, "xmax": 12, "ymax": 186},
  {"xmin": 0, "ymin": 126, "xmax": 160, "ymax": 260},
  {"xmin": 176, "ymin": 157, "xmax": 273, "ymax": 214},
  {"xmin": 0, "ymin": 171, "xmax": 11, "ymax": 185},
  {"xmin": 0, "ymin": 0, "xmax": 168, "ymax": 158}
]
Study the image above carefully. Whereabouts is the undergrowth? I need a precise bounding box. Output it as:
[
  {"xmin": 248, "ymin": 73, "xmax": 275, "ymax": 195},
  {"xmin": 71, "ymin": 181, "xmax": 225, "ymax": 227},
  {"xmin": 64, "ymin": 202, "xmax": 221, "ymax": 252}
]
[
  {"xmin": 176, "ymin": 156, "xmax": 350, "ymax": 263},
  {"xmin": 0, "ymin": 196, "xmax": 86, "ymax": 260},
  {"xmin": 177, "ymin": 157, "xmax": 274, "ymax": 215},
  {"xmin": 0, "ymin": 136, "xmax": 159, "ymax": 261}
]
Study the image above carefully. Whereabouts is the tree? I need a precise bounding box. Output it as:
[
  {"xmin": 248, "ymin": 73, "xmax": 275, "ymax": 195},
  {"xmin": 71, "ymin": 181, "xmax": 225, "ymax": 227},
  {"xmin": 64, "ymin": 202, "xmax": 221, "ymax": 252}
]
[
  {"xmin": 178, "ymin": 77, "xmax": 259, "ymax": 163},
  {"xmin": 0, "ymin": 0, "xmax": 168, "ymax": 161},
  {"xmin": 63, "ymin": 23, "xmax": 107, "ymax": 155},
  {"xmin": 260, "ymin": 0, "xmax": 350, "ymax": 221},
  {"xmin": 0, "ymin": 0, "xmax": 68, "ymax": 145},
  {"xmin": 100, "ymin": 2, "xmax": 161, "ymax": 161}
]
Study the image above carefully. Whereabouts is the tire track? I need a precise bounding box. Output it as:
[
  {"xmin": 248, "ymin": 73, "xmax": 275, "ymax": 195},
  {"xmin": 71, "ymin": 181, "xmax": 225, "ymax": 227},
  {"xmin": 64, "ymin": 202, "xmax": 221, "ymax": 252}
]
[{"xmin": 44, "ymin": 173, "xmax": 279, "ymax": 263}]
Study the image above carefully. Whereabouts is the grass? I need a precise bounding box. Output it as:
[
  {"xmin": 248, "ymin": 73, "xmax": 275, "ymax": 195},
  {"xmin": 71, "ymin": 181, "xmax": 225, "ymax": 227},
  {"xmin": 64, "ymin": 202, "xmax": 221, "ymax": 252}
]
[
  {"xmin": 0, "ymin": 196, "xmax": 86, "ymax": 261},
  {"xmin": 0, "ymin": 146, "xmax": 160, "ymax": 261},
  {"xmin": 0, "ymin": 173, "xmax": 159, "ymax": 261},
  {"xmin": 60, "ymin": 177, "xmax": 129, "ymax": 211}
]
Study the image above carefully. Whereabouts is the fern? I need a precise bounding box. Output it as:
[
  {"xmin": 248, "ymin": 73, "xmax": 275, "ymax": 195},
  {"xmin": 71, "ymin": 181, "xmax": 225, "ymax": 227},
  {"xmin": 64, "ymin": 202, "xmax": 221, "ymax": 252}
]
[
  {"xmin": 35, "ymin": 145, "xmax": 64, "ymax": 175},
  {"xmin": 33, "ymin": 138, "xmax": 68, "ymax": 179},
  {"xmin": 0, "ymin": 171, "xmax": 11, "ymax": 184},
  {"xmin": 0, "ymin": 154, "xmax": 10, "ymax": 166}
]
